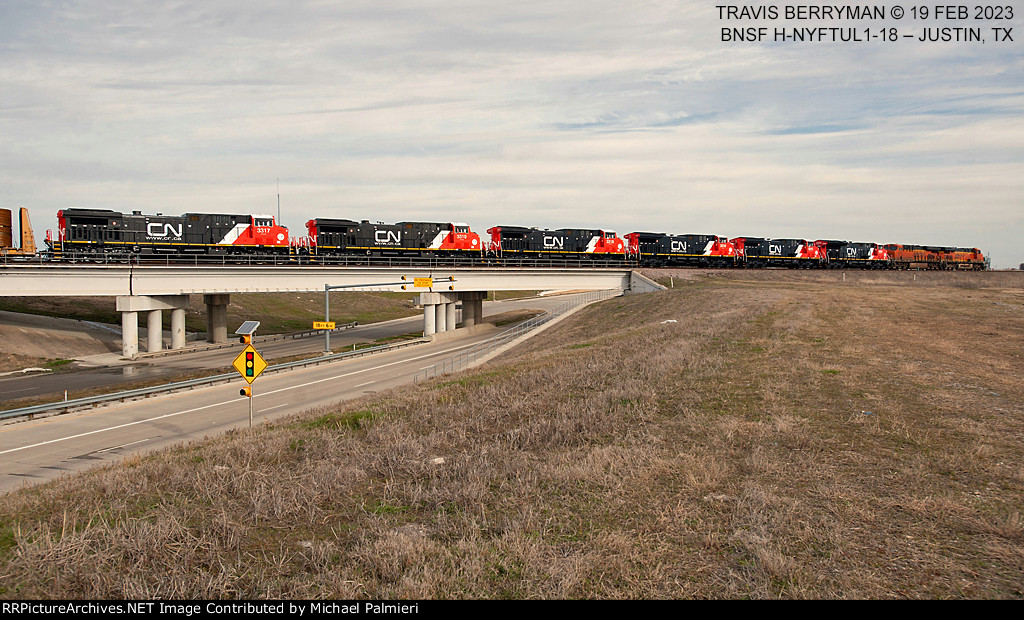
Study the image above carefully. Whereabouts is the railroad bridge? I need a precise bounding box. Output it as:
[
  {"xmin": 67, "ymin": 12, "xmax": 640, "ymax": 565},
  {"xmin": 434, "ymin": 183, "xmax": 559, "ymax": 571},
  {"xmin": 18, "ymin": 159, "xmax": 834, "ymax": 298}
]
[{"xmin": 0, "ymin": 265, "xmax": 662, "ymax": 358}]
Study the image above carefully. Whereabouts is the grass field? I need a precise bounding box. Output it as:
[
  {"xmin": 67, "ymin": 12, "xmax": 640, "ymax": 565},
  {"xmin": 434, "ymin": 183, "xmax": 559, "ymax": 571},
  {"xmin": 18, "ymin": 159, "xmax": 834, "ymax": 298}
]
[{"xmin": 0, "ymin": 272, "xmax": 1021, "ymax": 598}]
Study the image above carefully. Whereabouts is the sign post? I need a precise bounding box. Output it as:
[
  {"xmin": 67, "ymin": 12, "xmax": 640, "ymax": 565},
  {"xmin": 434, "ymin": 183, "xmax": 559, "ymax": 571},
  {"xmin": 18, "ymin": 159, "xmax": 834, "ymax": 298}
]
[
  {"xmin": 321, "ymin": 275, "xmax": 457, "ymax": 353},
  {"xmin": 233, "ymin": 321, "xmax": 266, "ymax": 427}
]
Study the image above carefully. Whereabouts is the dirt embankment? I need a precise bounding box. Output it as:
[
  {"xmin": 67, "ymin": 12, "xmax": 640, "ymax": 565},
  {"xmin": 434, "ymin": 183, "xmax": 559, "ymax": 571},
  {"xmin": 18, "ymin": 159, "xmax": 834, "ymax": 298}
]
[{"xmin": 0, "ymin": 310, "xmax": 121, "ymax": 371}]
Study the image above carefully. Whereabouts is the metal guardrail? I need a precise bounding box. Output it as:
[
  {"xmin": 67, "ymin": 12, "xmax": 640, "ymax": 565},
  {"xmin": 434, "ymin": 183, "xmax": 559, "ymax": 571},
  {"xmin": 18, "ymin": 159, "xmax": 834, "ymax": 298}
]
[
  {"xmin": 137, "ymin": 321, "xmax": 360, "ymax": 359},
  {"xmin": 0, "ymin": 337, "xmax": 429, "ymax": 421},
  {"xmin": 415, "ymin": 289, "xmax": 621, "ymax": 382}
]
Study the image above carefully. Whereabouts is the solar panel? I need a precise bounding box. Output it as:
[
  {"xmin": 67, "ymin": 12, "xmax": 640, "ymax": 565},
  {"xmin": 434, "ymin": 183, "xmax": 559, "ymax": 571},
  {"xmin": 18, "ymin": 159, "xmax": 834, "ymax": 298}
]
[{"xmin": 235, "ymin": 320, "xmax": 261, "ymax": 336}]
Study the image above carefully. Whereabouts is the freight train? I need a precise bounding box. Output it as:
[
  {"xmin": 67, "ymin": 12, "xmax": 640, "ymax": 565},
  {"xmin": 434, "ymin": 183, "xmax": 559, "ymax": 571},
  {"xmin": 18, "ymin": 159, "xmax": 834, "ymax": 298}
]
[{"xmin": 0, "ymin": 207, "xmax": 990, "ymax": 270}]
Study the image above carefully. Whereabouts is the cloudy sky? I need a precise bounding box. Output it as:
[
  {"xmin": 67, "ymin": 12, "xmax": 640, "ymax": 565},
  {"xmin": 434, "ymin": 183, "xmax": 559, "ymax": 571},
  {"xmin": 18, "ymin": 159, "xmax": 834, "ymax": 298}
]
[{"xmin": 1, "ymin": 1, "xmax": 1021, "ymax": 266}]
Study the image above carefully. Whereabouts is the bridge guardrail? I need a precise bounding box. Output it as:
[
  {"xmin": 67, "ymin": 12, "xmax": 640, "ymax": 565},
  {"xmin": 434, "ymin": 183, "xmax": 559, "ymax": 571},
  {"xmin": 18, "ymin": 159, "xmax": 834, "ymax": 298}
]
[
  {"xmin": 2, "ymin": 252, "xmax": 640, "ymax": 269},
  {"xmin": 0, "ymin": 337, "xmax": 429, "ymax": 422}
]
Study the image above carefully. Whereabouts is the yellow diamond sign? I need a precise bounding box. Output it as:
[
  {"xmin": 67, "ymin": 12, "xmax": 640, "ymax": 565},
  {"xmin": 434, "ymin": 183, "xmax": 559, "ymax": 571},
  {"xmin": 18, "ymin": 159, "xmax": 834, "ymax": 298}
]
[{"xmin": 232, "ymin": 344, "xmax": 268, "ymax": 384}]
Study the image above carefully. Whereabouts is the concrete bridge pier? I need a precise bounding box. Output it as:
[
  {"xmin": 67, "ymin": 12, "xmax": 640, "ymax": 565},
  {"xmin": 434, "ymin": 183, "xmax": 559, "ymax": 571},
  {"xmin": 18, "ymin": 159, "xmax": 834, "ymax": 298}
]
[
  {"xmin": 204, "ymin": 294, "xmax": 230, "ymax": 344},
  {"xmin": 459, "ymin": 291, "xmax": 486, "ymax": 327},
  {"xmin": 417, "ymin": 292, "xmax": 460, "ymax": 336},
  {"xmin": 115, "ymin": 294, "xmax": 191, "ymax": 359},
  {"xmin": 417, "ymin": 291, "xmax": 487, "ymax": 336}
]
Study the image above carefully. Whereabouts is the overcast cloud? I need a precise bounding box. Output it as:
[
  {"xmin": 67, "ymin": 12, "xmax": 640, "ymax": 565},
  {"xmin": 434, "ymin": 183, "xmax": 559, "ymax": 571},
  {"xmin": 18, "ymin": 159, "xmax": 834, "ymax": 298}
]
[{"xmin": 1, "ymin": 1, "xmax": 1021, "ymax": 266}]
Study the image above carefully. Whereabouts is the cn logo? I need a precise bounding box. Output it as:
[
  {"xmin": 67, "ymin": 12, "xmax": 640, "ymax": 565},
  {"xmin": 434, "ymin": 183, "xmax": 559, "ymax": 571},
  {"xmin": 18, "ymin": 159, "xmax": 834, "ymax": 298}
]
[
  {"xmin": 543, "ymin": 236, "xmax": 564, "ymax": 249},
  {"xmin": 670, "ymin": 240, "xmax": 688, "ymax": 252},
  {"xmin": 147, "ymin": 223, "xmax": 183, "ymax": 238},
  {"xmin": 375, "ymin": 230, "xmax": 401, "ymax": 244},
  {"xmin": 769, "ymin": 244, "xmax": 783, "ymax": 255}
]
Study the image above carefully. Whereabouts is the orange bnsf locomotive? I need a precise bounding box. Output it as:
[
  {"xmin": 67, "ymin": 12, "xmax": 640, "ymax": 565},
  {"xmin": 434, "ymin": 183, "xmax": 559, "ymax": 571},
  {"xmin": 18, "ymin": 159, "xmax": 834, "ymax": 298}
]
[
  {"xmin": 883, "ymin": 244, "xmax": 987, "ymax": 270},
  {"xmin": 34, "ymin": 208, "xmax": 988, "ymax": 270}
]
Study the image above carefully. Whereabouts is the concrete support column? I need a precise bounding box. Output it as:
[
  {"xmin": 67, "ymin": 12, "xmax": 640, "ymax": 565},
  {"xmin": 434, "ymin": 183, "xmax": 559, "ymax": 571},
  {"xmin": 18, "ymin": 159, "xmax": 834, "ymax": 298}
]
[
  {"xmin": 458, "ymin": 292, "xmax": 486, "ymax": 327},
  {"xmin": 116, "ymin": 294, "xmax": 190, "ymax": 359},
  {"xmin": 423, "ymin": 303, "xmax": 436, "ymax": 336},
  {"xmin": 170, "ymin": 308, "xmax": 186, "ymax": 350},
  {"xmin": 472, "ymin": 298, "xmax": 483, "ymax": 326},
  {"xmin": 461, "ymin": 300, "xmax": 476, "ymax": 327},
  {"xmin": 121, "ymin": 311, "xmax": 138, "ymax": 359},
  {"xmin": 435, "ymin": 303, "xmax": 447, "ymax": 333},
  {"xmin": 445, "ymin": 302, "xmax": 457, "ymax": 330},
  {"xmin": 418, "ymin": 292, "xmax": 461, "ymax": 336},
  {"xmin": 204, "ymin": 294, "xmax": 230, "ymax": 343},
  {"xmin": 147, "ymin": 310, "xmax": 163, "ymax": 352}
]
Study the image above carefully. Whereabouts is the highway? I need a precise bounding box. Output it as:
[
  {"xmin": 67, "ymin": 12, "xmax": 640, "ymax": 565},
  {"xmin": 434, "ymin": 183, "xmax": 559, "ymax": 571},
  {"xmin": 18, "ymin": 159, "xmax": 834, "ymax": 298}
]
[
  {"xmin": 0, "ymin": 324, "xmax": 506, "ymax": 493},
  {"xmin": 0, "ymin": 295, "xmax": 559, "ymax": 404}
]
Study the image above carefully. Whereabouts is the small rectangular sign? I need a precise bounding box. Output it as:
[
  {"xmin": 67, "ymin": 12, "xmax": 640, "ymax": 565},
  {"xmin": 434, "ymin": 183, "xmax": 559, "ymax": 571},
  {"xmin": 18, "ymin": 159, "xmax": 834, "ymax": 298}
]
[
  {"xmin": 414, "ymin": 277, "xmax": 433, "ymax": 288},
  {"xmin": 313, "ymin": 321, "xmax": 336, "ymax": 330}
]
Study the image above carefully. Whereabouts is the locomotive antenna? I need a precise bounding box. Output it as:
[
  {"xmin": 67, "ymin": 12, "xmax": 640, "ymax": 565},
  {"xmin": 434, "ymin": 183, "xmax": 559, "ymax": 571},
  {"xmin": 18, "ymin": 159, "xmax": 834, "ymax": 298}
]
[{"xmin": 276, "ymin": 178, "xmax": 280, "ymax": 224}]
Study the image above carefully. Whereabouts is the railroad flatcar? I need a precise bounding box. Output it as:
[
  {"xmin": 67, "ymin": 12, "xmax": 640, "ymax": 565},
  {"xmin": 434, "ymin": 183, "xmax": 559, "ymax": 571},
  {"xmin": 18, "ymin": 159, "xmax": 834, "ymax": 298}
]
[
  {"xmin": 0, "ymin": 208, "xmax": 36, "ymax": 257},
  {"xmin": 814, "ymin": 240, "xmax": 889, "ymax": 268},
  {"xmin": 486, "ymin": 226, "xmax": 625, "ymax": 258},
  {"xmin": 624, "ymin": 232, "xmax": 736, "ymax": 267},
  {"xmin": 732, "ymin": 237, "xmax": 825, "ymax": 268},
  {"xmin": 303, "ymin": 219, "xmax": 481, "ymax": 257},
  {"xmin": 47, "ymin": 208, "xmax": 289, "ymax": 257}
]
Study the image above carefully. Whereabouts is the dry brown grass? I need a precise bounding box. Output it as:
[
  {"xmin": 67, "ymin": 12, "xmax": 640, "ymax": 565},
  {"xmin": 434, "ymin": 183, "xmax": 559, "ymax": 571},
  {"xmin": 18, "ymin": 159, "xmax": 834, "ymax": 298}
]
[
  {"xmin": 0, "ymin": 353, "xmax": 52, "ymax": 374},
  {"xmin": 0, "ymin": 273, "xmax": 1022, "ymax": 598}
]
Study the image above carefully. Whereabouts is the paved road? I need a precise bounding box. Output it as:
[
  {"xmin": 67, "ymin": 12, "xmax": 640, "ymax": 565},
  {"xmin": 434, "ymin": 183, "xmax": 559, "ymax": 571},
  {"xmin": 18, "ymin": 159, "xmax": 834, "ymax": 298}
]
[
  {"xmin": 0, "ymin": 326, "xmax": 502, "ymax": 493},
  {"xmin": 0, "ymin": 295, "xmax": 561, "ymax": 405}
]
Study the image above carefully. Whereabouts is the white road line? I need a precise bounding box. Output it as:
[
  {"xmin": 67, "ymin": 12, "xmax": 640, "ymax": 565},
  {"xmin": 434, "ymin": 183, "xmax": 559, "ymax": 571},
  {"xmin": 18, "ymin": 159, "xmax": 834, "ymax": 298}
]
[
  {"xmin": 0, "ymin": 341, "xmax": 478, "ymax": 457},
  {"xmin": 0, "ymin": 399, "xmax": 236, "ymax": 456},
  {"xmin": 354, "ymin": 381, "xmax": 375, "ymax": 388},
  {"xmin": 98, "ymin": 437, "xmax": 151, "ymax": 453},
  {"xmin": 258, "ymin": 403, "xmax": 290, "ymax": 413}
]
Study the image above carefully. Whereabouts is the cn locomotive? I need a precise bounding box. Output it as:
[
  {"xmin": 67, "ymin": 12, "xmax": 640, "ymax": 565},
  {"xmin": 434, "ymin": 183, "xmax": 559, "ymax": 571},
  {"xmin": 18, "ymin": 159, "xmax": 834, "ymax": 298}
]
[
  {"xmin": 30, "ymin": 207, "xmax": 988, "ymax": 270},
  {"xmin": 48, "ymin": 208, "xmax": 289, "ymax": 258}
]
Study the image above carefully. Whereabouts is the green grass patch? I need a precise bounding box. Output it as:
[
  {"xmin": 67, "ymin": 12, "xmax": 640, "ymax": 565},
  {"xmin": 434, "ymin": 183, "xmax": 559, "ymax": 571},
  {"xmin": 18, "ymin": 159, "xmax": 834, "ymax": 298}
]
[{"xmin": 302, "ymin": 409, "xmax": 379, "ymax": 431}]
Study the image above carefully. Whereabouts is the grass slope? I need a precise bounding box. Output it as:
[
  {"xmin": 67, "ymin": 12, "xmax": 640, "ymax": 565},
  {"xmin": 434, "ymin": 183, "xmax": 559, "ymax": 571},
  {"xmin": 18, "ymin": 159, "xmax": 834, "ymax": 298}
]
[{"xmin": 0, "ymin": 276, "xmax": 1022, "ymax": 598}]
